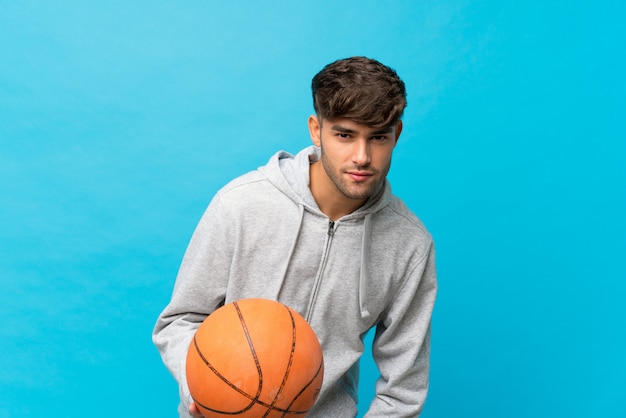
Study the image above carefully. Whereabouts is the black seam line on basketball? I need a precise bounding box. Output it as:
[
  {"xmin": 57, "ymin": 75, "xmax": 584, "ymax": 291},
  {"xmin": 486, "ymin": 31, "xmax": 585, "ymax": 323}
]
[
  {"xmin": 284, "ymin": 360, "xmax": 324, "ymax": 415},
  {"xmin": 191, "ymin": 395, "xmax": 243, "ymax": 416},
  {"xmin": 233, "ymin": 301, "xmax": 265, "ymax": 403},
  {"xmin": 192, "ymin": 332, "xmax": 258, "ymax": 414},
  {"xmin": 194, "ymin": 396, "xmax": 305, "ymax": 416},
  {"xmin": 192, "ymin": 335, "xmax": 253, "ymax": 415},
  {"xmin": 262, "ymin": 305, "xmax": 298, "ymax": 418},
  {"xmin": 230, "ymin": 302, "xmax": 304, "ymax": 415},
  {"xmin": 191, "ymin": 304, "xmax": 310, "ymax": 416},
  {"xmin": 193, "ymin": 398, "xmax": 309, "ymax": 418},
  {"xmin": 193, "ymin": 332, "xmax": 302, "ymax": 415}
]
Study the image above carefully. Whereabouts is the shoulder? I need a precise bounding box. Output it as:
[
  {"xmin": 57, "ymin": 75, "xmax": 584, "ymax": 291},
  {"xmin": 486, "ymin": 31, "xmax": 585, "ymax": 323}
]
[
  {"xmin": 212, "ymin": 169, "xmax": 294, "ymax": 214},
  {"xmin": 215, "ymin": 170, "xmax": 283, "ymax": 201},
  {"xmin": 369, "ymin": 196, "xmax": 433, "ymax": 262},
  {"xmin": 218, "ymin": 170, "xmax": 268, "ymax": 196},
  {"xmin": 381, "ymin": 196, "xmax": 432, "ymax": 240}
]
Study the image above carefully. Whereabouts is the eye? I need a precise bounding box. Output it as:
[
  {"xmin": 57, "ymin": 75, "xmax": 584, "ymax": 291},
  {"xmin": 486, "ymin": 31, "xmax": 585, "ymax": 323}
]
[
  {"xmin": 337, "ymin": 132, "xmax": 351, "ymax": 139},
  {"xmin": 371, "ymin": 135, "xmax": 389, "ymax": 142}
]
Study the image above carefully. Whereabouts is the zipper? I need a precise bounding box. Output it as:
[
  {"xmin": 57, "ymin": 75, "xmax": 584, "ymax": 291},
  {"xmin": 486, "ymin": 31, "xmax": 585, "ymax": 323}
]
[{"xmin": 305, "ymin": 220, "xmax": 335, "ymax": 322}]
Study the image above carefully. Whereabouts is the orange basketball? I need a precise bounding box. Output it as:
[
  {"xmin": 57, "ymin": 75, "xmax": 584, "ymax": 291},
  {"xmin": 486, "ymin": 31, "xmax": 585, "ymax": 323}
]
[{"xmin": 186, "ymin": 298, "xmax": 324, "ymax": 417}]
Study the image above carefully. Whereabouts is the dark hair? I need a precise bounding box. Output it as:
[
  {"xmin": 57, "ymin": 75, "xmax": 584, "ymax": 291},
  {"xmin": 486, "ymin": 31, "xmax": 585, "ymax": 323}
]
[{"xmin": 311, "ymin": 56, "xmax": 407, "ymax": 128}]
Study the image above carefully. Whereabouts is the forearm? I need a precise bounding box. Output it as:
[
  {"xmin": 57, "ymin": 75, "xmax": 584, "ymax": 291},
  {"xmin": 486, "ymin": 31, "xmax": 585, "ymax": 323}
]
[
  {"xmin": 364, "ymin": 325, "xmax": 432, "ymax": 417},
  {"xmin": 153, "ymin": 196, "xmax": 233, "ymax": 411},
  {"xmin": 364, "ymin": 244, "xmax": 437, "ymax": 417}
]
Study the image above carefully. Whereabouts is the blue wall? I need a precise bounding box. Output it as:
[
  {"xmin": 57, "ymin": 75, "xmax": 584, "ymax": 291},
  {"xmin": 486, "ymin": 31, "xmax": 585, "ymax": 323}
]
[{"xmin": 1, "ymin": 1, "xmax": 624, "ymax": 417}]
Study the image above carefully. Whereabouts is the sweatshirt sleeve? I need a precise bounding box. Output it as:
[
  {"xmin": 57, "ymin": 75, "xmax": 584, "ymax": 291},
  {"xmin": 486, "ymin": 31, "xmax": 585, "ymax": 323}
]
[
  {"xmin": 152, "ymin": 195, "xmax": 234, "ymax": 416},
  {"xmin": 364, "ymin": 241, "xmax": 437, "ymax": 418}
]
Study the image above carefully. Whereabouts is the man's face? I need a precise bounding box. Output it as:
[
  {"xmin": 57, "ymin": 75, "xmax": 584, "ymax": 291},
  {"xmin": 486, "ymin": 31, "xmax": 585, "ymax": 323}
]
[{"xmin": 309, "ymin": 116, "xmax": 402, "ymax": 203}]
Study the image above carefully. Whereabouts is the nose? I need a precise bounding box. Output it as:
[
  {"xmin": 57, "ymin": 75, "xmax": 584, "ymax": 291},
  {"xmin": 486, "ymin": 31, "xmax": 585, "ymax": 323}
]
[{"xmin": 352, "ymin": 138, "xmax": 371, "ymax": 167}]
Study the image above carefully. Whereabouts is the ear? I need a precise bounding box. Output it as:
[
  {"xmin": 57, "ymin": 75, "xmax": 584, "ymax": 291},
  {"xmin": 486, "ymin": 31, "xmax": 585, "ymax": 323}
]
[
  {"xmin": 308, "ymin": 115, "xmax": 322, "ymax": 147},
  {"xmin": 394, "ymin": 120, "xmax": 403, "ymax": 145}
]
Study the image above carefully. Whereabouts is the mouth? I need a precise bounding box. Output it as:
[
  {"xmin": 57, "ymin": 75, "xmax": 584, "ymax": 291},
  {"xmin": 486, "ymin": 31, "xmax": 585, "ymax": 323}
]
[{"xmin": 346, "ymin": 171, "xmax": 374, "ymax": 182}]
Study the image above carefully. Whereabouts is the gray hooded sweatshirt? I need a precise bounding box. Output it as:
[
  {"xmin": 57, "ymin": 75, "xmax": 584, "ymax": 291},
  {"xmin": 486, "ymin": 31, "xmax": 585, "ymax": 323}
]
[{"xmin": 153, "ymin": 146, "xmax": 437, "ymax": 417}]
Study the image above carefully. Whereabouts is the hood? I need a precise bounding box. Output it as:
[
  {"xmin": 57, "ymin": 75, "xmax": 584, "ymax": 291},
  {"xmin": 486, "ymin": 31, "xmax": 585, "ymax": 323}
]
[{"xmin": 257, "ymin": 146, "xmax": 393, "ymax": 218}]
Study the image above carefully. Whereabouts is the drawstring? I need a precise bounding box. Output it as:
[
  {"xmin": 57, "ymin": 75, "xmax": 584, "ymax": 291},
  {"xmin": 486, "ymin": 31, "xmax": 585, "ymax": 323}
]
[
  {"xmin": 274, "ymin": 204, "xmax": 305, "ymax": 299},
  {"xmin": 273, "ymin": 205, "xmax": 371, "ymax": 320},
  {"xmin": 359, "ymin": 213, "xmax": 372, "ymax": 319}
]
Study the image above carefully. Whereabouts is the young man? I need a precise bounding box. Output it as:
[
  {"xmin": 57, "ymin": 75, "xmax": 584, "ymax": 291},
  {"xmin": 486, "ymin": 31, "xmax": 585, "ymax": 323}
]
[{"xmin": 153, "ymin": 56, "xmax": 438, "ymax": 417}]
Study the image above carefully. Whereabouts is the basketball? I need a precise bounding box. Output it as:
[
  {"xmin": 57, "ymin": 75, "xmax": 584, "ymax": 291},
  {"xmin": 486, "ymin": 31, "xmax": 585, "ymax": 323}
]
[{"xmin": 186, "ymin": 298, "xmax": 324, "ymax": 417}]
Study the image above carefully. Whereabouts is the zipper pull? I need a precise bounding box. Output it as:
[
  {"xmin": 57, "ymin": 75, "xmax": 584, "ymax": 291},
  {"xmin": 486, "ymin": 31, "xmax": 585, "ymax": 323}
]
[{"xmin": 328, "ymin": 221, "xmax": 335, "ymax": 237}]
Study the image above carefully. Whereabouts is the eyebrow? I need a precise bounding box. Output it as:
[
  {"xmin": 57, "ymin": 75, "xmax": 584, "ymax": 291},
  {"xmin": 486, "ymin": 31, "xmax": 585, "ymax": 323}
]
[{"xmin": 330, "ymin": 124, "xmax": 393, "ymax": 135}]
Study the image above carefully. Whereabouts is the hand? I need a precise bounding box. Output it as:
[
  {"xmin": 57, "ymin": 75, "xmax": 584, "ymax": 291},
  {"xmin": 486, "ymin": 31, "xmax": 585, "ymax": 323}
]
[{"xmin": 189, "ymin": 401, "xmax": 204, "ymax": 418}]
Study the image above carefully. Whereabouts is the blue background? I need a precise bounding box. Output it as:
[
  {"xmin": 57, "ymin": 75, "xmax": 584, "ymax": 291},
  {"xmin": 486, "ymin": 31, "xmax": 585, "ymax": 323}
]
[{"xmin": 1, "ymin": 1, "xmax": 624, "ymax": 417}]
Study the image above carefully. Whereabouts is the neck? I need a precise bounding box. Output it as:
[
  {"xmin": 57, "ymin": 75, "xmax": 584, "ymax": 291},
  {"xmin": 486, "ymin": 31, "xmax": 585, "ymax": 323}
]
[{"xmin": 309, "ymin": 160, "xmax": 365, "ymax": 221}]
